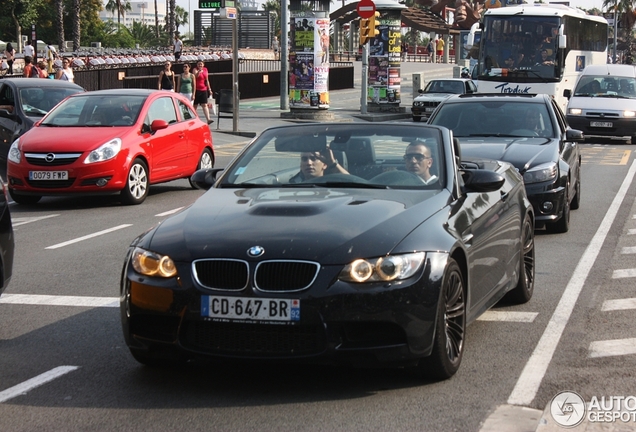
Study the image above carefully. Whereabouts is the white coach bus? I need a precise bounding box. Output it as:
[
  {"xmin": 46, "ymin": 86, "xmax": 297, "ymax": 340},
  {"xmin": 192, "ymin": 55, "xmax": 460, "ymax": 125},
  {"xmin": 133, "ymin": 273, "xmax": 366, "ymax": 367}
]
[{"xmin": 468, "ymin": 4, "xmax": 608, "ymax": 111}]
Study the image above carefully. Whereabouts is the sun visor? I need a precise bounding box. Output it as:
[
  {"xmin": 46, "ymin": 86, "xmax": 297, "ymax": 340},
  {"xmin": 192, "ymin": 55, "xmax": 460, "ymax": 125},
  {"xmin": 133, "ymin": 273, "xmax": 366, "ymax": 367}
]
[{"xmin": 275, "ymin": 134, "xmax": 327, "ymax": 152}]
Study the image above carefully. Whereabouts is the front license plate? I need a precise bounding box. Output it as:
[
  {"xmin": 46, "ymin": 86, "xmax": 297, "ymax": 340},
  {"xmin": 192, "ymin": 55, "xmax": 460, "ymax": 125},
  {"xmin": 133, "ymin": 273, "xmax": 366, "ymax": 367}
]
[
  {"xmin": 425, "ymin": 107, "xmax": 435, "ymax": 112},
  {"xmin": 201, "ymin": 295, "xmax": 300, "ymax": 322},
  {"xmin": 590, "ymin": 121, "xmax": 613, "ymax": 128},
  {"xmin": 29, "ymin": 171, "xmax": 69, "ymax": 180}
]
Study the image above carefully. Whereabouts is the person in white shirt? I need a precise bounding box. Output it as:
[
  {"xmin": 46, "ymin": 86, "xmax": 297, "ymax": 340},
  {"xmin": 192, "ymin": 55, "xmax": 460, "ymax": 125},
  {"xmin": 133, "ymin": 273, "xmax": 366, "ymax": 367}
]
[
  {"xmin": 23, "ymin": 41, "xmax": 35, "ymax": 58},
  {"xmin": 173, "ymin": 35, "xmax": 183, "ymax": 61},
  {"xmin": 55, "ymin": 58, "xmax": 74, "ymax": 82},
  {"xmin": 404, "ymin": 142, "xmax": 438, "ymax": 184}
]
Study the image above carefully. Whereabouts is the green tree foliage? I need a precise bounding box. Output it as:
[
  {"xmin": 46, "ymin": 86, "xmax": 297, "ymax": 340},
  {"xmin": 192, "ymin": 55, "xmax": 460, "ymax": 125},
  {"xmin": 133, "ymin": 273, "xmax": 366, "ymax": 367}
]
[
  {"xmin": 1, "ymin": 0, "xmax": 46, "ymax": 49},
  {"xmin": 263, "ymin": 0, "xmax": 281, "ymax": 36}
]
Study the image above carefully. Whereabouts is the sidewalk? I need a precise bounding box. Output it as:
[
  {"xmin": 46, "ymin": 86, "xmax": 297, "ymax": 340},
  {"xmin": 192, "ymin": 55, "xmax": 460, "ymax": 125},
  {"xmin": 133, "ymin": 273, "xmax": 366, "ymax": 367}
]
[{"xmin": 210, "ymin": 60, "xmax": 457, "ymax": 147}]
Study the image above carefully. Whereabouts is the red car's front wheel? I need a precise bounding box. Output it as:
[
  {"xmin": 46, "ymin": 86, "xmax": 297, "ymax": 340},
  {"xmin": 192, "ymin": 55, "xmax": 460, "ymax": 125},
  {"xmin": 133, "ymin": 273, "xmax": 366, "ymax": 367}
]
[{"xmin": 120, "ymin": 158, "xmax": 149, "ymax": 205}]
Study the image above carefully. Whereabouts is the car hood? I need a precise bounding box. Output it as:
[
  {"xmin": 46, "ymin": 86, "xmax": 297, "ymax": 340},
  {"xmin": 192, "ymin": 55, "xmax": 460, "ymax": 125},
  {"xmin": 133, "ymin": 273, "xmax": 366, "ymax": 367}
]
[
  {"xmin": 458, "ymin": 137, "xmax": 557, "ymax": 173},
  {"xmin": 567, "ymin": 95, "xmax": 636, "ymax": 111},
  {"xmin": 142, "ymin": 187, "xmax": 450, "ymax": 264},
  {"xmin": 19, "ymin": 125, "xmax": 133, "ymax": 151},
  {"xmin": 413, "ymin": 93, "xmax": 454, "ymax": 102}
]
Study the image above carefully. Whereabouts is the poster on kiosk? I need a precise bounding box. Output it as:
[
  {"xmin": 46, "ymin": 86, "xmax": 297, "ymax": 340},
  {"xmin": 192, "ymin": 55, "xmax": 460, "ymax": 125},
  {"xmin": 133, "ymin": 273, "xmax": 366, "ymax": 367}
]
[
  {"xmin": 289, "ymin": 14, "xmax": 330, "ymax": 109},
  {"xmin": 368, "ymin": 11, "xmax": 402, "ymax": 104}
]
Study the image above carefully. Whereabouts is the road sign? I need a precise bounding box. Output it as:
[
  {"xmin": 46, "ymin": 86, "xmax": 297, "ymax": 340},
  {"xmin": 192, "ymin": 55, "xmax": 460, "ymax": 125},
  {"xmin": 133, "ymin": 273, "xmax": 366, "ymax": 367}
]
[{"xmin": 357, "ymin": 0, "xmax": 376, "ymax": 19}]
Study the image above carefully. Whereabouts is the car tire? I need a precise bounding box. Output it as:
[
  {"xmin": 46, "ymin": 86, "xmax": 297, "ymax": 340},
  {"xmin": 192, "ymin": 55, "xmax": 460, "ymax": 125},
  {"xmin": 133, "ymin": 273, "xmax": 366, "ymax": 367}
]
[
  {"xmin": 189, "ymin": 148, "xmax": 214, "ymax": 189},
  {"xmin": 120, "ymin": 158, "xmax": 149, "ymax": 205},
  {"xmin": 8, "ymin": 189, "xmax": 41, "ymax": 205},
  {"xmin": 546, "ymin": 181, "xmax": 570, "ymax": 234},
  {"xmin": 418, "ymin": 258, "xmax": 465, "ymax": 380},
  {"xmin": 571, "ymin": 176, "xmax": 581, "ymax": 210},
  {"xmin": 504, "ymin": 214, "xmax": 535, "ymax": 304},
  {"xmin": 412, "ymin": 116, "xmax": 421, "ymax": 122}
]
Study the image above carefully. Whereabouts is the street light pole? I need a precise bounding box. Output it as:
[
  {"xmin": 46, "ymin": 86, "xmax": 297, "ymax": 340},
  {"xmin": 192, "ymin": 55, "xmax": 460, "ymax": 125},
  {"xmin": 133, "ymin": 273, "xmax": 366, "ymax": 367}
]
[{"xmin": 614, "ymin": 4, "xmax": 619, "ymax": 63}]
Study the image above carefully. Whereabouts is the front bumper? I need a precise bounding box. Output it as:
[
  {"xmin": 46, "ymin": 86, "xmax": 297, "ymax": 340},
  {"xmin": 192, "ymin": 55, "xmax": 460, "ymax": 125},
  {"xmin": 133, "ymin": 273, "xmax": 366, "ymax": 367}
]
[
  {"xmin": 567, "ymin": 115, "xmax": 636, "ymax": 139},
  {"xmin": 525, "ymin": 181, "xmax": 566, "ymax": 223},
  {"xmin": 120, "ymin": 254, "xmax": 445, "ymax": 367}
]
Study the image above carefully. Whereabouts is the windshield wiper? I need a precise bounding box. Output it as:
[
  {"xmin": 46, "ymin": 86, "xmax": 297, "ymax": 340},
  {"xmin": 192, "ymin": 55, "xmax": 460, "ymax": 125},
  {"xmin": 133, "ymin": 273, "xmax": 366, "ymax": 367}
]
[{"xmin": 466, "ymin": 134, "xmax": 520, "ymax": 138}]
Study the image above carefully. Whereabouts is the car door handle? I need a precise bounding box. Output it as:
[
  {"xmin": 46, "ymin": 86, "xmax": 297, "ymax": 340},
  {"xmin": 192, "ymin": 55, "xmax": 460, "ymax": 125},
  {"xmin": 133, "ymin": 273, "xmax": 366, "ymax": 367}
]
[
  {"xmin": 179, "ymin": 134, "xmax": 185, "ymax": 139},
  {"xmin": 500, "ymin": 191, "xmax": 509, "ymax": 201}
]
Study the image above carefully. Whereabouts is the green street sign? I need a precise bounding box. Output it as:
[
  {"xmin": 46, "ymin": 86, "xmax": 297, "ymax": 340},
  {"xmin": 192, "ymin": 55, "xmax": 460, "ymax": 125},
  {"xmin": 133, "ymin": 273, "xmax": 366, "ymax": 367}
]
[{"xmin": 199, "ymin": 1, "xmax": 222, "ymax": 8}]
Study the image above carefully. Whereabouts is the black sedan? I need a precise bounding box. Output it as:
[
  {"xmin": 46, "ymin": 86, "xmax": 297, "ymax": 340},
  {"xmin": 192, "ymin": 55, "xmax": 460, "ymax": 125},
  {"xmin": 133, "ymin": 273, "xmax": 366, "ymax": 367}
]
[
  {"xmin": 120, "ymin": 123, "xmax": 535, "ymax": 380},
  {"xmin": 0, "ymin": 78, "xmax": 84, "ymax": 163},
  {"xmin": 428, "ymin": 93, "xmax": 583, "ymax": 233},
  {"xmin": 0, "ymin": 177, "xmax": 14, "ymax": 295}
]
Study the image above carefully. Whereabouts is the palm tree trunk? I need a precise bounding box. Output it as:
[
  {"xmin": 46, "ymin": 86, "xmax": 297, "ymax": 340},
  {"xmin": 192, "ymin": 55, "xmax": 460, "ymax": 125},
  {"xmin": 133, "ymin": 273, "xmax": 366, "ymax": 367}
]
[
  {"xmin": 73, "ymin": 0, "xmax": 81, "ymax": 51},
  {"xmin": 155, "ymin": 0, "xmax": 159, "ymax": 39},
  {"xmin": 170, "ymin": 0, "xmax": 176, "ymax": 39},
  {"xmin": 56, "ymin": 0, "xmax": 65, "ymax": 52}
]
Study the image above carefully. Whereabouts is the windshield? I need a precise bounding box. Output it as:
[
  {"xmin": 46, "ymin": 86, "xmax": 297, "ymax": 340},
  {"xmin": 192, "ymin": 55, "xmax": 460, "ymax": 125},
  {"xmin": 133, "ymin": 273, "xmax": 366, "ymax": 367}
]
[
  {"xmin": 573, "ymin": 75, "xmax": 636, "ymax": 98},
  {"xmin": 478, "ymin": 15, "xmax": 561, "ymax": 81},
  {"xmin": 220, "ymin": 124, "xmax": 446, "ymax": 190},
  {"xmin": 19, "ymin": 87, "xmax": 82, "ymax": 117},
  {"xmin": 423, "ymin": 80, "xmax": 465, "ymax": 94},
  {"xmin": 41, "ymin": 94, "xmax": 147, "ymax": 126},
  {"xmin": 430, "ymin": 100, "xmax": 555, "ymax": 138}
]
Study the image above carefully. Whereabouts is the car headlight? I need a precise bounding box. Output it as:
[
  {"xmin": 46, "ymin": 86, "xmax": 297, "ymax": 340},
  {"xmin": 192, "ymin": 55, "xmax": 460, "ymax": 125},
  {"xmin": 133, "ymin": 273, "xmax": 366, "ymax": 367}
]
[
  {"xmin": 8, "ymin": 139, "xmax": 21, "ymax": 163},
  {"xmin": 568, "ymin": 108, "xmax": 582, "ymax": 115},
  {"xmin": 131, "ymin": 247, "xmax": 177, "ymax": 278},
  {"xmin": 624, "ymin": 110, "xmax": 636, "ymax": 118},
  {"xmin": 523, "ymin": 162, "xmax": 557, "ymax": 184},
  {"xmin": 339, "ymin": 252, "xmax": 425, "ymax": 283},
  {"xmin": 84, "ymin": 138, "xmax": 122, "ymax": 164}
]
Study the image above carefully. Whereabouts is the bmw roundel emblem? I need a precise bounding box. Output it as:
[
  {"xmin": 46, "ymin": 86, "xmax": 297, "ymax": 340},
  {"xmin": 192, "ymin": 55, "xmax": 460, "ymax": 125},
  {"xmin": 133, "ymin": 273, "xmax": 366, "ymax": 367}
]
[{"xmin": 247, "ymin": 246, "xmax": 265, "ymax": 257}]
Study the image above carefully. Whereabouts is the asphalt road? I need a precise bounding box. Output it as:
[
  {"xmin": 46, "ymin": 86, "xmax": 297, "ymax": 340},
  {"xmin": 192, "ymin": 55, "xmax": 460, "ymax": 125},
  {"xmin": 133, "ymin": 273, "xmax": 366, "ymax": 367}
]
[{"xmin": 1, "ymin": 77, "xmax": 636, "ymax": 431}]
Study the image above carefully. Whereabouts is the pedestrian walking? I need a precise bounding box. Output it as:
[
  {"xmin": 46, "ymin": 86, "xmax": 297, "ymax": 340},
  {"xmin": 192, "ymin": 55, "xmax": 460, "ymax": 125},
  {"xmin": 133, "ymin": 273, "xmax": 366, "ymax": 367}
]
[
  {"xmin": 4, "ymin": 43, "xmax": 15, "ymax": 75},
  {"xmin": 158, "ymin": 61, "xmax": 175, "ymax": 91},
  {"xmin": 193, "ymin": 61, "xmax": 213, "ymax": 124},
  {"xmin": 178, "ymin": 63, "xmax": 194, "ymax": 101},
  {"xmin": 173, "ymin": 35, "xmax": 183, "ymax": 61},
  {"xmin": 272, "ymin": 36, "xmax": 280, "ymax": 60},
  {"xmin": 23, "ymin": 40, "xmax": 35, "ymax": 59}
]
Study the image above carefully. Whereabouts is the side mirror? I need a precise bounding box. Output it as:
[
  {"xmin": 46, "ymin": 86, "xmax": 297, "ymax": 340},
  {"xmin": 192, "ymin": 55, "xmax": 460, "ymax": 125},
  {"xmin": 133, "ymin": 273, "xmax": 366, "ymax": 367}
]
[
  {"xmin": 462, "ymin": 169, "xmax": 505, "ymax": 193},
  {"xmin": 418, "ymin": 89, "xmax": 424, "ymax": 94},
  {"xmin": 0, "ymin": 108, "xmax": 14, "ymax": 119},
  {"xmin": 150, "ymin": 119, "xmax": 169, "ymax": 132},
  {"xmin": 558, "ymin": 34, "xmax": 567, "ymax": 49},
  {"xmin": 563, "ymin": 89, "xmax": 572, "ymax": 99},
  {"xmin": 566, "ymin": 128, "xmax": 584, "ymax": 142},
  {"xmin": 190, "ymin": 168, "xmax": 224, "ymax": 190}
]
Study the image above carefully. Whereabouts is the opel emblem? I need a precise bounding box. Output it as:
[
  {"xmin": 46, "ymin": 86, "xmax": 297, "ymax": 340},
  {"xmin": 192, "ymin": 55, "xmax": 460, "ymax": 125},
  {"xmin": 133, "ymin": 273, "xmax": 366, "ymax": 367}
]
[
  {"xmin": 45, "ymin": 153, "xmax": 56, "ymax": 163},
  {"xmin": 247, "ymin": 246, "xmax": 264, "ymax": 257}
]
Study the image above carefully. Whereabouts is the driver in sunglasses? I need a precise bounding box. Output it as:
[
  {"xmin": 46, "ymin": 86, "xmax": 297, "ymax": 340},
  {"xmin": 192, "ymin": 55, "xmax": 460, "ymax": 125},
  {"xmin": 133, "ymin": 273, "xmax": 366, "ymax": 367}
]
[{"xmin": 404, "ymin": 141, "xmax": 437, "ymax": 184}]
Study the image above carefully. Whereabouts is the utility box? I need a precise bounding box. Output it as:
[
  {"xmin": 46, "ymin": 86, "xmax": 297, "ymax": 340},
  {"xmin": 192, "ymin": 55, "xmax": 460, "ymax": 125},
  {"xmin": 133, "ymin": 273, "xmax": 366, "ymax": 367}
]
[{"xmin": 412, "ymin": 72, "xmax": 424, "ymax": 98}]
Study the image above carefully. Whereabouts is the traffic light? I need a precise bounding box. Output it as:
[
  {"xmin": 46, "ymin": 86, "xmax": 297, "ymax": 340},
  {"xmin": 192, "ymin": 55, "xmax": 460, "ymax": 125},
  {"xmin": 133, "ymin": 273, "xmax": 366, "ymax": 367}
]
[
  {"xmin": 369, "ymin": 11, "xmax": 380, "ymax": 39},
  {"xmin": 360, "ymin": 18, "xmax": 371, "ymax": 45}
]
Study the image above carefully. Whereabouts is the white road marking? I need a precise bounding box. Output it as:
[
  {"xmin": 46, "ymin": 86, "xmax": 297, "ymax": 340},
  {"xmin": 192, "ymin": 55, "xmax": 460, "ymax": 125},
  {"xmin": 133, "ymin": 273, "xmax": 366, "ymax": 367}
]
[
  {"xmin": 477, "ymin": 311, "xmax": 538, "ymax": 322},
  {"xmin": 589, "ymin": 338, "xmax": 636, "ymax": 358},
  {"xmin": 507, "ymin": 159, "xmax": 636, "ymax": 407},
  {"xmin": 12, "ymin": 214, "xmax": 60, "ymax": 227},
  {"xmin": 45, "ymin": 224, "xmax": 133, "ymax": 249},
  {"xmin": 0, "ymin": 366, "xmax": 79, "ymax": 403},
  {"xmin": 155, "ymin": 207, "xmax": 184, "ymax": 217},
  {"xmin": 612, "ymin": 268, "xmax": 636, "ymax": 279},
  {"xmin": 0, "ymin": 294, "xmax": 118, "ymax": 307},
  {"xmin": 621, "ymin": 246, "xmax": 636, "ymax": 254},
  {"xmin": 601, "ymin": 297, "xmax": 636, "ymax": 311},
  {"xmin": 629, "ymin": 228, "xmax": 636, "ymax": 235}
]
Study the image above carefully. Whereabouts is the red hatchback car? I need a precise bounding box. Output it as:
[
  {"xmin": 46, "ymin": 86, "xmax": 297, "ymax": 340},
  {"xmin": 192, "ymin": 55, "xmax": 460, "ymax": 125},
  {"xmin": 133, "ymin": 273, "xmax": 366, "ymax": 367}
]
[{"xmin": 7, "ymin": 89, "xmax": 214, "ymax": 205}]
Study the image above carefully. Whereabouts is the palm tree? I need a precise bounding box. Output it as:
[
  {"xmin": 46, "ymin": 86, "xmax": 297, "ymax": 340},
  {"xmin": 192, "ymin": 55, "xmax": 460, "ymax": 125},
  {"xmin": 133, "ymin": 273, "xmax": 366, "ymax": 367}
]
[
  {"xmin": 55, "ymin": 0, "xmax": 65, "ymax": 53},
  {"xmin": 603, "ymin": 0, "xmax": 636, "ymax": 61},
  {"xmin": 105, "ymin": 0, "xmax": 133, "ymax": 28},
  {"xmin": 174, "ymin": 5, "xmax": 188, "ymax": 35},
  {"xmin": 154, "ymin": 0, "xmax": 159, "ymax": 39},
  {"xmin": 72, "ymin": 0, "xmax": 81, "ymax": 51},
  {"xmin": 169, "ymin": 0, "xmax": 176, "ymax": 40}
]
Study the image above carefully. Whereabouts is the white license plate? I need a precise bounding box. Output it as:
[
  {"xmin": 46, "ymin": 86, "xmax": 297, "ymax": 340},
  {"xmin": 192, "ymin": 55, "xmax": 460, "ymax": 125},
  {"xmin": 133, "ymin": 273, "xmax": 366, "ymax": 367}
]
[
  {"xmin": 590, "ymin": 121, "xmax": 613, "ymax": 128},
  {"xmin": 425, "ymin": 107, "xmax": 436, "ymax": 112},
  {"xmin": 29, "ymin": 171, "xmax": 68, "ymax": 180},
  {"xmin": 201, "ymin": 295, "xmax": 300, "ymax": 322}
]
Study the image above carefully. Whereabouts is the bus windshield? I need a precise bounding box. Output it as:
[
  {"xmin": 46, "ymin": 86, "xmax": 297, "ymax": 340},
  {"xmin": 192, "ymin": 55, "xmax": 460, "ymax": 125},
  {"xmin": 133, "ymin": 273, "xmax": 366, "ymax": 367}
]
[{"xmin": 478, "ymin": 15, "xmax": 561, "ymax": 82}]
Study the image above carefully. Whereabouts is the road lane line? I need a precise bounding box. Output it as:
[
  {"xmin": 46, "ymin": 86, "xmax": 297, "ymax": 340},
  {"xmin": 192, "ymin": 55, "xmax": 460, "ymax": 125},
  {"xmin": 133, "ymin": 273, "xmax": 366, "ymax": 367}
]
[
  {"xmin": 589, "ymin": 338, "xmax": 636, "ymax": 358},
  {"xmin": 477, "ymin": 311, "xmax": 538, "ymax": 322},
  {"xmin": 629, "ymin": 228, "xmax": 636, "ymax": 235},
  {"xmin": 621, "ymin": 246, "xmax": 636, "ymax": 254},
  {"xmin": 12, "ymin": 214, "xmax": 60, "ymax": 227},
  {"xmin": 156, "ymin": 207, "xmax": 184, "ymax": 217},
  {"xmin": 0, "ymin": 294, "xmax": 118, "ymax": 307},
  {"xmin": 45, "ymin": 224, "xmax": 133, "ymax": 249},
  {"xmin": 0, "ymin": 366, "xmax": 79, "ymax": 403},
  {"xmin": 602, "ymin": 298, "xmax": 636, "ymax": 311},
  {"xmin": 507, "ymin": 159, "xmax": 636, "ymax": 406},
  {"xmin": 612, "ymin": 268, "xmax": 636, "ymax": 278}
]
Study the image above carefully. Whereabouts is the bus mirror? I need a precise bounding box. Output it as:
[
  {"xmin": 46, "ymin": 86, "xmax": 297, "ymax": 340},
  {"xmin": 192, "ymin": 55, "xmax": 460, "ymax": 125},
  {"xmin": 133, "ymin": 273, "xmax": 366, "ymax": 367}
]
[
  {"xmin": 558, "ymin": 34, "xmax": 567, "ymax": 49},
  {"xmin": 563, "ymin": 89, "xmax": 571, "ymax": 99}
]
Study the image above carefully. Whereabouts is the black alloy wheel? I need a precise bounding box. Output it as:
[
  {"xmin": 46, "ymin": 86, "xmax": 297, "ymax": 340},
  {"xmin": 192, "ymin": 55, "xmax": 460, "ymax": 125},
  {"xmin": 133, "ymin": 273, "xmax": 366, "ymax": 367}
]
[
  {"xmin": 419, "ymin": 258, "xmax": 465, "ymax": 380},
  {"xmin": 505, "ymin": 214, "xmax": 535, "ymax": 304}
]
